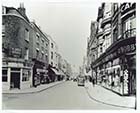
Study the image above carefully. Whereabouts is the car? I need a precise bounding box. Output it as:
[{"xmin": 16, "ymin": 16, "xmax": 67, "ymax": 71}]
[{"xmin": 77, "ymin": 76, "xmax": 85, "ymax": 86}]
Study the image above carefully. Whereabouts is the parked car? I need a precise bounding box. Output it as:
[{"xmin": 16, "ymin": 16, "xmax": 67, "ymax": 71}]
[{"xmin": 77, "ymin": 76, "xmax": 85, "ymax": 86}]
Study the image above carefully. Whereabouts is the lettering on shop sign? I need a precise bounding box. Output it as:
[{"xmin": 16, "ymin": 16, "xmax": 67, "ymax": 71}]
[
  {"xmin": 11, "ymin": 48, "xmax": 22, "ymax": 58},
  {"xmin": 101, "ymin": 44, "xmax": 135, "ymax": 63},
  {"xmin": 118, "ymin": 44, "xmax": 135, "ymax": 54},
  {"xmin": 121, "ymin": 3, "xmax": 133, "ymax": 13}
]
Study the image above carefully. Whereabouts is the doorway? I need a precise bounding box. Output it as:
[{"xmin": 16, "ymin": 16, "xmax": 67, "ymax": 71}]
[{"xmin": 10, "ymin": 72, "xmax": 20, "ymax": 89}]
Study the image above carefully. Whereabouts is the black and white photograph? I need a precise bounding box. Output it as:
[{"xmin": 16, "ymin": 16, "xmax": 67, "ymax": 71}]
[{"xmin": 1, "ymin": 0, "xmax": 137, "ymax": 111}]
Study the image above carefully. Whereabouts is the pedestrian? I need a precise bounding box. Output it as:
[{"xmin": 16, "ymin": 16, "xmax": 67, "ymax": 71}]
[{"xmin": 92, "ymin": 78, "xmax": 95, "ymax": 86}]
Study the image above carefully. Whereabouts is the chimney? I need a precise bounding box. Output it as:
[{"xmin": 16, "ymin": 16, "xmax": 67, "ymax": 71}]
[{"xmin": 18, "ymin": 3, "xmax": 26, "ymax": 16}]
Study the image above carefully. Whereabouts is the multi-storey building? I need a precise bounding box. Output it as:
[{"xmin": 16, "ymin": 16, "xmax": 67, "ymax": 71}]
[
  {"xmin": 46, "ymin": 35, "xmax": 59, "ymax": 69},
  {"xmin": 2, "ymin": 4, "xmax": 33, "ymax": 90},
  {"xmin": 87, "ymin": 21, "xmax": 98, "ymax": 80},
  {"xmin": 88, "ymin": 3, "xmax": 136, "ymax": 96},
  {"xmin": 2, "ymin": 4, "xmax": 50, "ymax": 89},
  {"xmin": 30, "ymin": 22, "xmax": 49, "ymax": 87}
]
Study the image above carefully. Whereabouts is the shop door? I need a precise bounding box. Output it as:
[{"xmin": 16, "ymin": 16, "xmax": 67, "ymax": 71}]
[{"xmin": 10, "ymin": 72, "xmax": 20, "ymax": 89}]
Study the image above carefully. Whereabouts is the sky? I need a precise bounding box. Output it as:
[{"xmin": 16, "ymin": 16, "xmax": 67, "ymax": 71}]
[{"xmin": 2, "ymin": 0, "xmax": 101, "ymax": 70}]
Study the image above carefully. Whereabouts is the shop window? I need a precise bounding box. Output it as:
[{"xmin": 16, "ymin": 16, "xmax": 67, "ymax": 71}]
[
  {"xmin": 2, "ymin": 68, "xmax": 8, "ymax": 82},
  {"xmin": 11, "ymin": 68, "xmax": 20, "ymax": 71},
  {"xmin": 22, "ymin": 69, "xmax": 30, "ymax": 81}
]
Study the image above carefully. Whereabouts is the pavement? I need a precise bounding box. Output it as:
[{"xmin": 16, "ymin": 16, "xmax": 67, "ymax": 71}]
[
  {"xmin": 85, "ymin": 82, "xmax": 136, "ymax": 109},
  {"xmin": 2, "ymin": 80, "xmax": 65, "ymax": 94}
]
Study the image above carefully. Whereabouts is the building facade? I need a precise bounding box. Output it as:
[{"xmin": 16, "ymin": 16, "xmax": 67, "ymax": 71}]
[
  {"xmin": 46, "ymin": 35, "xmax": 59, "ymax": 69},
  {"xmin": 88, "ymin": 3, "xmax": 136, "ymax": 96},
  {"xmin": 2, "ymin": 5, "xmax": 33, "ymax": 90},
  {"xmin": 30, "ymin": 22, "xmax": 49, "ymax": 87},
  {"xmin": 87, "ymin": 21, "xmax": 98, "ymax": 80}
]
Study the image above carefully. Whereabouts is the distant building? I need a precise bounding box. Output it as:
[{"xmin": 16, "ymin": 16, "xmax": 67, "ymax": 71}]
[
  {"xmin": 46, "ymin": 35, "xmax": 59, "ymax": 69},
  {"xmin": 87, "ymin": 21, "xmax": 98, "ymax": 80}
]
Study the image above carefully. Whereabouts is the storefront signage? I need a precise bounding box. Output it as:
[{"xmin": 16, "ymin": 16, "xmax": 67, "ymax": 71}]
[
  {"xmin": 100, "ymin": 43, "xmax": 135, "ymax": 64},
  {"xmin": 117, "ymin": 43, "xmax": 135, "ymax": 54},
  {"xmin": 121, "ymin": 3, "xmax": 133, "ymax": 13},
  {"xmin": 121, "ymin": 3, "xmax": 135, "ymax": 16},
  {"xmin": 11, "ymin": 48, "xmax": 22, "ymax": 58}
]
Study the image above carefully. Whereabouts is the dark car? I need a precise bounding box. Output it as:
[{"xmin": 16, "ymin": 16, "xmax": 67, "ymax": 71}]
[{"xmin": 77, "ymin": 76, "xmax": 85, "ymax": 86}]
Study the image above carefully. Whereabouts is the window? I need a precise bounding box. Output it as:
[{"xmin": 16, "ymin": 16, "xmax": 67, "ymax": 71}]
[
  {"xmin": 22, "ymin": 69, "xmax": 30, "ymax": 81},
  {"xmin": 45, "ymin": 55, "xmax": 48, "ymax": 62},
  {"xmin": 42, "ymin": 53, "xmax": 44, "ymax": 60},
  {"xmin": 36, "ymin": 33, "xmax": 40, "ymax": 42},
  {"xmin": 2, "ymin": 25, "xmax": 5, "ymax": 37},
  {"xmin": 46, "ymin": 43, "xmax": 48, "ymax": 47},
  {"xmin": 25, "ymin": 28, "xmax": 29, "ymax": 41},
  {"xmin": 123, "ymin": 17, "xmax": 136, "ymax": 38},
  {"xmin": 36, "ymin": 42, "xmax": 39, "ymax": 49},
  {"xmin": 51, "ymin": 43, "xmax": 53, "ymax": 48},
  {"xmin": 24, "ymin": 48, "xmax": 29, "ymax": 60},
  {"xmin": 36, "ymin": 50, "xmax": 39, "ymax": 58},
  {"xmin": 42, "ymin": 39, "xmax": 44, "ymax": 45},
  {"xmin": 2, "ymin": 68, "xmax": 8, "ymax": 82},
  {"xmin": 51, "ymin": 52, "xmax": 53, "ymax": 59},
  {"xmin": 100, "ymin": 47, "xmax": 103, "ymax": 53},
  {"xmin": 51, "ymin": 62, "xmax": 53, "ymax": 66},
  {"xmin": 2, "ymin": 6, "xmax": 6, "ymax": 14},
  {"xmin": 42, "ymin": 46, "xmax": 44, "ymax": 51}
]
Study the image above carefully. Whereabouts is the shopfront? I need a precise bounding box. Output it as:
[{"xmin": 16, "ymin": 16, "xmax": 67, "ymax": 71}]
[
  {"xmin": 2, "ymin": 61, "xmax": 32, "ymax": 90},
  {"xmin": 91, "ymin": 36, "xmax": 136, "ymax": 96}
]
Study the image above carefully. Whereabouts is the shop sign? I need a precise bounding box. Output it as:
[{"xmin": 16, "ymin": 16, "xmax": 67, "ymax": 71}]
[
  {"xmin": 117, "ymin": 43, "xmax": 135, "ymax": 55},
  {"xmin": 11, "ymin": 48, "xmax": 22, "ymax": 58},
  {"xmin": 121, "ymin": 3, "xmax": 133, "ymax": 14},
  {"xmin": 123, "ymin": 69, "xmax": 129, "ymax": 94}
]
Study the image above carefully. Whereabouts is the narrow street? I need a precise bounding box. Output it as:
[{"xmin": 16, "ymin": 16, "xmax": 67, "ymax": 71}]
[{"xmin": 3, "ymin": 81, "xmax": 128, "ymax": 110}]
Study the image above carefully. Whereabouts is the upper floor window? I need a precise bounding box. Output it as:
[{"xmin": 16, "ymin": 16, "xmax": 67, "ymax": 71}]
[
  {"xmin": 51, "ymin": 43, "xmax": 53, "ymax": 48},
  {"xmin": 25, "ymin": 28, "xmax": 29, "ymax": 42},
  {"xmin": 42, "ymin": 53, "xmax": 44, "ymax": 60},
  {"xmin": 123, "ymin": 16, "xmax": 136, "ymax": 38},
  {"xmin": 36, "ymin": 42, "xmax": 39, "ymax": 49},
  {"xmin": 51, "ymin": 52, "xmax": 53, "ymax": 59},
  {"xmin": 36, "ymin": 33, "xmax": 40, "ymax": 42},
  {"xmin": 24, "ymin": 48, "xmax": 29, "ymax": 60},
  {"xmin": 2, "ymin": 6, "xmax": 6, "ymax": 14},
  {"xmin": 2, "ymin": 24, "xmax": 5, "ymax": 37},
  {"xmin": 42, "ymin": 39, "xmax": 44, "ymax": 46},
  {"xmin": 36, "ymin": 50, "xmax": 39, "ymax": 58}
]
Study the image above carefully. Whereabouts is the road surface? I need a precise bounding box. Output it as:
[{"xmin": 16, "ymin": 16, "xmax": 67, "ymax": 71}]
[{"xmin": 2, "ymin": 81, "xmax": 128, "ymax": 110}]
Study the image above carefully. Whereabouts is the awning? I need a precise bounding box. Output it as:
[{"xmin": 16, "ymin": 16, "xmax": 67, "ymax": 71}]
[
  {"xmin": 51, "ymin": 68, "xmax": 60, "ymax": 75},
  {"xmin": 59, "ymin": 70, "xmax": 65, "ymax": 76},
  {"xmin": 85, "ymin": 70, "xmax": 92, "ymax": 76}
]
